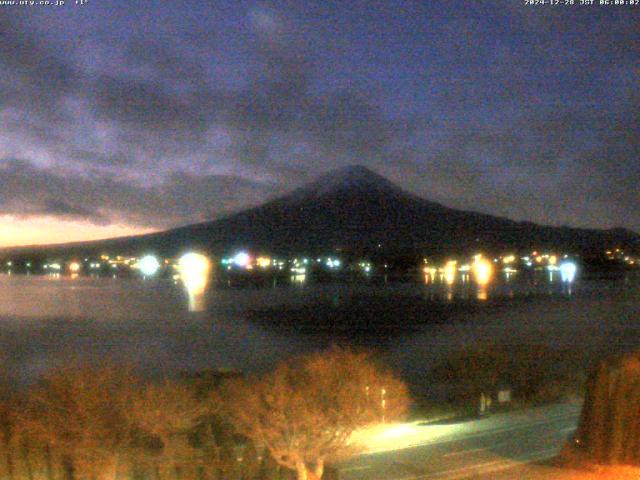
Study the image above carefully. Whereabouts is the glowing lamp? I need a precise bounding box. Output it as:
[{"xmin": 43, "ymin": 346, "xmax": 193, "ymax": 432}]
[
  {"xmin": 137, "ymin": 255, "xmax": 160, "ymax": 276},
  {"xmin": 472, "ymin": 256, "xmax": 493, "ymax": 286},
  {"xmin": 69, "ymin": 262, "xmax": 81, "ymax": 273},
  {"xmin": 179, "ymin": 253, "xmax": 211, "ymax": 287},
  {"xmin": 560, "ymin": 261, "xmax": 577, "ymax": 283},
  {"xmin": 233, "ymin": 251, "xmax": 251, "ymax": 268},
  {"xmin": 256, "ymin": 256, "xmax": 271, "ymax": 268}
]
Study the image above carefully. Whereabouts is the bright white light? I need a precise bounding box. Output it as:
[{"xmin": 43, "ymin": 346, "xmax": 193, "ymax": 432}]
[
  {"xmin": 68, "ymin": 262, "xmax": 81, "ymax": 273},
  {"xmin": 350, "ymin": 421, "xmax": 463, "ymax": 454},
  {"xmin": 179, "ymin": 253, "xmax": 211, "ymax": 287},
  {"xmin": 326, "ymin": 258, "xmax": 342, "ymax": 269},
  {"xmin": 560, "ymin": 261, "xmax": 577, "ymax": 283},
  {"xmin": 137, "ymin": 255, "xmax": 160, "ymax": 276},
  {"xmin": 233, "ymin": 251, "xmax": 251, "ymax": 268}
]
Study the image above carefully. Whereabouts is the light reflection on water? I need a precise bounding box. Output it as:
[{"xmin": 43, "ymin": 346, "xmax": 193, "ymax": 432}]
[
  {"xmin": 0, "ymin": 271, "xmax": 638, "ymax": 387},
  {"xmin": 177, "ymin": 253, "xmax": 211, "ymax": 312},
  {"xmin": 0, "ymin": 269, "xmax": 592, "ymax": 319},
  {"xmin": 420, "ymin": 269, "xmax": 577, "ymax": 302}
]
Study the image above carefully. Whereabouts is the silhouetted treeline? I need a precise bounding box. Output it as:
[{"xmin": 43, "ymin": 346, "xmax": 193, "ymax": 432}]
[{"xmin": 429, "ymin": 343, "xmax": 585, "ymax": 405}]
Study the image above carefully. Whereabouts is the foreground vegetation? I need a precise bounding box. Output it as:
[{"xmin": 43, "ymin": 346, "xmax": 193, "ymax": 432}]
[
  {"xmin": 574, "ymin": 350, "xmax": 640, "ymax": 466},
  {"xmin": 0, "ymin": 343, "xmax": 636, "ymax": 479},
  {"xmin": 0, "ymin": 348, "xmax": 409, "ymax": 480}
]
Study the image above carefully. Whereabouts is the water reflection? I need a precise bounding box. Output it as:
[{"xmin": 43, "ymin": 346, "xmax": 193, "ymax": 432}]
[
  {"xmin": 166, "ymin": 254, "xmax": 582, "ymax": 309},
  {"xmin": 423, "ymin": 267, "xmax": 437, "ymax": 284},
  {"xmin": 443, "ymin": 261, "xmax": 457, "ymax": 286},
  {"xmin": 421, "ymin": 262, "xmax": 581, "ymax": 302},
  {"xmin": 560, "ymin": 261, "xmax": 577, "ymax": 283},
  {"xmin": 291, "ymin": 273, "xmax": 307, "ymax": 285},
  {"xmin": 178, "ymin": 253, "xmax": 211, "ymax": 312}
]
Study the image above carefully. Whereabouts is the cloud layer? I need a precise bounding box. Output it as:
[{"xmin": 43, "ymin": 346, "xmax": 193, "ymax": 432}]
[{"xmin": 0, "ymin": 2, "xmax": 638, "ymax": 244}]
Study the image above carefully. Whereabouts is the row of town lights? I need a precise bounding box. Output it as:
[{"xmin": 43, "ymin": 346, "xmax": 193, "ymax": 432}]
[
  {"xmin": 424, "ymin": 253, "xmax": 578, "ymax": 285},
  {"xmin": 3, "ymin": 250, "xmax": 583, "ymax": 284}
]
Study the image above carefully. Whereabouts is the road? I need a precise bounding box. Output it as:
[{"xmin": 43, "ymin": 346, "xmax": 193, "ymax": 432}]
[{"xmin": 338, "ymin": 402, "xmax": 581, "ymax": 480}]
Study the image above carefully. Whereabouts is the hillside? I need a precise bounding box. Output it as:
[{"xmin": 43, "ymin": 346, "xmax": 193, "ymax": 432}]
[{"xmin": 2, "ymin": 166, "xmax": 638, "ymax": 258}]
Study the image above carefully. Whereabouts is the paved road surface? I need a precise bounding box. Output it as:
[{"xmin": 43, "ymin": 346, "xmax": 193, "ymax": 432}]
[{"xmin": 339, "ymin": 402, "xmax": 581, "ymax": 480}]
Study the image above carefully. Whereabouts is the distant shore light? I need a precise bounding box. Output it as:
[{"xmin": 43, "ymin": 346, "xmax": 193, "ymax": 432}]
[
  {"xmin": 560, "ymin": 261, "xmax": 577, "ymax": 283},
  {"xmin": 256, "ymin": 256, "xmax": 271, "ymax": 268},
  {"xmin": 472, "ymin": 256, "xmax": 493, "ymax": 286},
  {"xmin": 138, "ymin": 255, "xmax": 161, "ymax": 276},
  {"xmin": 179, "ymin": 253, "xmax": 211, "ymax": 283},
  {"xmin": 233, "ymin": 251, "xmax": 251, "ymax": 268}
]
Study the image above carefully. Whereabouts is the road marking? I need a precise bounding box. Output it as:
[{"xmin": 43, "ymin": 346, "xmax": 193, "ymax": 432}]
[
  {"xmin": 396, "ymin": 447, "xmax": 559, "ymax": 480},
  {"xmin": 341, "ymin": 465, "xmax": 371, "ymax": 472},
  {"xmin": 443, "ymin": 446, "xmax": 487, "ymax": 457}
]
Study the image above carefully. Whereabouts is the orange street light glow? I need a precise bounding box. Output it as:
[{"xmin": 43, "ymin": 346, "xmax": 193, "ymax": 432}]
[
  {"xmin": 443, "ymin": 260, "xmax": 457, "ymax": 285},
  {"xmin": 472, "ymin": 256, "xmax": 493, "ymax": 286}
]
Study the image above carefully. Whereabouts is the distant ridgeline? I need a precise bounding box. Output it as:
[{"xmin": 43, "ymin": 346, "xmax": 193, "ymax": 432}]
[{"xmin": 1, "ymin": 166, "xmax": 639, "ymax": 261}]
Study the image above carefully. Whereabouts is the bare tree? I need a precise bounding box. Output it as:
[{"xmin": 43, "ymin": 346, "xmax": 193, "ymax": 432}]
[
  {"xmin": 20, "ymin": 364, "xmax": 138, "ymax": 480},
  {"xmin": 0, "ymin": 398, "xmax": 17, "ymax": 480},
  {"xmin": 127, "ymin": 379, "xmax": 208, "ymax": 480},
  {"xmin": 222, "ymin": 347, "xmax": 410, "ymax": 480}
]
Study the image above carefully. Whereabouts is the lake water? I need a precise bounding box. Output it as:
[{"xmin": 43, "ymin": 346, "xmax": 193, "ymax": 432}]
[{"xmin": 1, "ymin": 271, "xmax": 639, "ymax": 392}]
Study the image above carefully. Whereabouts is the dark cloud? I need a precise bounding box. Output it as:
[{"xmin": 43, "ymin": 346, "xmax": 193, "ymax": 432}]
[
  {"xmin": 403, "ymin": 89, "xmax": 640, "ymax": 231},
  {"xmin": 41, "ymin": 199, "xmax": 104, "ymax": 222},
  {"xmin": 69, "ymin": 149, "xmax": 134, "ymax": 167},
  {"xmin": 0, "ymin": 3, "xmax": 638, "ymax": 236},
  {"xmin": 0, "ymin": 159, "xmax": 277, "ymax": 227},
  {"xmin": 0, "ymin": 14, "xmax": 78, "ymax": 122}
]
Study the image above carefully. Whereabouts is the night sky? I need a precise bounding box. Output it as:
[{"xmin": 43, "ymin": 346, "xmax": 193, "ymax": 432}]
[{"xmin": 0, "ymin": 0, "xmax": 638, "ymax": 247}]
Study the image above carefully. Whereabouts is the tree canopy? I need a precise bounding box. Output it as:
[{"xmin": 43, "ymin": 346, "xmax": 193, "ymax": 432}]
[{"xmin": 222, "ymin": 346, "xmax": 410, "ymax": 480}]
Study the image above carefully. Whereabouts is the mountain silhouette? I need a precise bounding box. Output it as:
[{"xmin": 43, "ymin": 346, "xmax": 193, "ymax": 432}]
[{"xmin": 2, "ymin": 165, "xmax": 638, "ymax": 257}]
